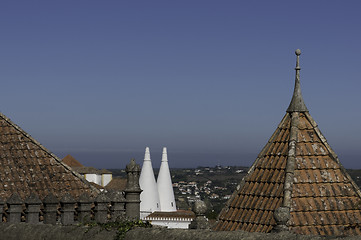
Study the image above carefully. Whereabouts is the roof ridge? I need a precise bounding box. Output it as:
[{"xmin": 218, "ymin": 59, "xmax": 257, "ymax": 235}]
[
  {"xmin": 0, "ymin": 112, "xmax": 100, "ymax": 195},
  {"xmin": 281, "ymin": 112, "xmax": 299, "ymax": 211},
  {"xmin": 273, "ymin": 112, "xmax": 299, "ymax": 231},
  {"xmin": 287, "ymin": 49, "xmax": 308, "ymax": 113}
]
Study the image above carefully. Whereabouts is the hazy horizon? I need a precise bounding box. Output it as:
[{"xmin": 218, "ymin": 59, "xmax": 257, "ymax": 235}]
[{"xmin": 54, "ymin": 148, "xmax": 361, "ymax": 170}]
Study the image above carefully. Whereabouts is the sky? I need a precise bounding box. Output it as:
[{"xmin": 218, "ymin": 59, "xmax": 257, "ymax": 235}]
[{"xmin": 1, "ymin": 1, "xmax": 361, "ymax": 169}]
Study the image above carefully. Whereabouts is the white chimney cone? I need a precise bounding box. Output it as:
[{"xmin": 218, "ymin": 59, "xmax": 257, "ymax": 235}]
[
  {"xmin": 139, "ymin": 147, "xmax": 161, "ymax": 219},
  {"xmin": 157, "ymin": 147, "xmax": 177, "ymax": 212}
]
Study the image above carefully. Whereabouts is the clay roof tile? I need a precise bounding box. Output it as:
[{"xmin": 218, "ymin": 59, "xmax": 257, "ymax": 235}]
[{"xmin": 0, "ymin": 113, "xmax": 99, "ymax": 200}]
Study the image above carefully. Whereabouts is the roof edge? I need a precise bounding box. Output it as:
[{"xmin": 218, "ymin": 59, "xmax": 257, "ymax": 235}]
[
  {"xmin": 304, "ymin": 112, "xmax": 361, "ymax": 199},
  {"xmin": 214, "ymin": 113, "xmax": 290, "ymax": 230},
  {"xmin": 0, "ymin": 112, "xmax": 100, "ymax": 196}
]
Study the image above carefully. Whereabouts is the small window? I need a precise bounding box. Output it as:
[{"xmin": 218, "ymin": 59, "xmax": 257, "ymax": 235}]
[{"xmin": 171, "ymin": 202, "xmax": 173, "ymax": 207}]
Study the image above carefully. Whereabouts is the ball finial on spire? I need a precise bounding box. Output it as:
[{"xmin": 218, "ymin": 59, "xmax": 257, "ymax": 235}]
[{"xmin": 295, "ymin": 49, "xmax": 301, "ymax": 56}]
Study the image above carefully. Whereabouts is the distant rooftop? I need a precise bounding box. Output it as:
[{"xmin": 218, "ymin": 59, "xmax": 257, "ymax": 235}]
[
  {"xmin": 62, "ymin": 154, "xmax": 84, "ymax": 168},
  {"xmin": 105, "ymin": 177, "xmax": 127, "ymax": 191},
  {"xmin": 62, "ymin": 155, "xmax": 112, "ymax": 174}
]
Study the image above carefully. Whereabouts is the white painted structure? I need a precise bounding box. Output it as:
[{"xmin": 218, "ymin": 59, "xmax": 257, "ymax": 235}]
[
  {"xmin": 139, "ymin": 147, "xmax": 193, "ymax": 228},
  {"xmin": 62, "ymin": 155, "xmax": 113, "ymax": 188},
  {"xmin": 101, "ymin": 173, "xmax": 112, "ymax": 186},
  {"xmin": 96, "ymin": 174, "xmax": 102, "ymax": 186},
  {"xmin": 157, "ymin": 147, "xmax": 177, "ymax": 212},
  {"xmin": 80, "ymin": 169, "xmax": 112, "ymax": 187},
  {"xmin": 84, "ymin": 173, "xmax": 98, "ymax": 184},
  {"xmin": 139, "ymin": 147, "xmax": 161, "ymax": 219}
]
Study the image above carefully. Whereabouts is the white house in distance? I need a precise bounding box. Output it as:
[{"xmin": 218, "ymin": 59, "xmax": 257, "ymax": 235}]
[
  {"xmin": 139, "ymin": 147, "xmax": 195, "ymax": 229},
  {"xmin": 62, "ymin": 155, "xmax": 112, "ymax": 187},
  {"xmin": 76, "ymin": 167, "xmax": 112, "ymax": 187},
  {"xmin": 144, "ymin": 210, "xmax": 195, "ymax": 229}
]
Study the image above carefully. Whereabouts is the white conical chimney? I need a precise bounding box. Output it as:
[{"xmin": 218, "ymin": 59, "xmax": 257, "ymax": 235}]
[
  {"xmin": 139, "ymin": 147, "xmax": 160, "ymax": 219},
  {"xmin": 157, "ymin": 147, "xmax": 177, "ymax": 212}
]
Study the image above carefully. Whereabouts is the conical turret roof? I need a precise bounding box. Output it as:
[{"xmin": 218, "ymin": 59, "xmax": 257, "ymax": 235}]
[
  {"xmin": 157, "ymin": 147, "xmax": 177, "ymax": 212},
  {"xmin": 139, "ymin": 147, "xmax": 160, "ymax": 218},
  {"xmin": 214, "ymin": 50, "xmax": 361, "ymax": 236}
]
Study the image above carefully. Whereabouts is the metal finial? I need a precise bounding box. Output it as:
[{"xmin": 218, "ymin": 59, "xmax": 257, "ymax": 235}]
[
  {"xmin": 295, "ymin": 49, "xmax": 301, "ymax": 71},
  {"xmin": 286, "ymin": 49, "xmax": 308, "ymax": 113}
]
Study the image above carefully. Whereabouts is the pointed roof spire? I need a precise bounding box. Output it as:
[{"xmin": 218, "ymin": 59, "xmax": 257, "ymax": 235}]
[
  {"xmin": 215, "ymin": 50, "xmax": 361, "ymax": 236},
  {"xmin": 157, "ymin": 147, "xmax": 177, "ymax": 212},
  {"xmin": 161, "ymin": 147, "xmax": 168, "ymax": 162},
  {"xmin": 286, "ymin": 49, "xmax": 308, "ymax": 113},
  {"xmin": 144, "ymin": 146, "xmax": 151, "ymax": 161},
  {"xmin": 139, "ymin": 147, "xmax": 160, "ymax": 218}
]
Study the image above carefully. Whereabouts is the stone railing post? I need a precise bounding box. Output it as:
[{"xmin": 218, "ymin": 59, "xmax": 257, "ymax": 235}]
[
  {"xmin": 124, "ymin": 158, "xmax": 142, "ymax": 220},
  {"xmin": 94, "ymin": 192, "xmax": 110, "ymax": 223},
  {"xmin": 7, "ymin": 193, "xmax": 23, "ymax": 223},
  {"xmin": 77, "ymin": 193, "xmax": 93, "ymax": 223},
  {"xmin": 43, "ymin": 193, "xmax": 59, "ymax": 225},
  {"xmin": 109, "ymin": 190, "xmax": 126, "ymax": 221},
  {"xmin": 0, "ymin": 197, "xmax": 4, "ymax": 223},
  {"xmin": 25, "ymin": 193, "xmax": 42, "ymax": 224},
  {"xmin": 60, "ymin": 193, "xmax": 75, "ymax": 225},
  {"xmin": 189, "ymin": 200, "xmax": 209, "ymax": 229}
]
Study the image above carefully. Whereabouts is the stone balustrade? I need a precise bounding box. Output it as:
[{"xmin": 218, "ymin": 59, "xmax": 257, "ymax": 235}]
[
  {"xmin": 0, "ymin": 190, "xmax": 129, "ymax": 225},
  {"xmin": 0, "ymin": 158, "xmax": 142, "ymax": 225}
]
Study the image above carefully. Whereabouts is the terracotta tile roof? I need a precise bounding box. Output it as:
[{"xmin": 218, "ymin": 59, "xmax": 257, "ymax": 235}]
[
  {"xmin": 62, "ymin": 154, "xmax": 84, "ymax": 168},
  {"xmin": 0, "ymin": 112, "xmax": 100, "ymax": 200},
  {"xmin": 214, "ymin": 50, "xmax": 361, "ymax": 236},
  {"xmin": 98, "ymin": 169, "xmax": 112, "ymax": 174},
  {"xmin": 73, "ymin": 166, "xmax": 99, "ymax": 174},
  {"xmin": 89, "ymin": 181, "xmax": 104, "ymax": 190},
  {"xmin": 145, "ymin": 210, "xmax": 195, "ymax": 220},
  {"xmin": 62, "ymin": 155, "xmax": 112, "ymax": 175},
  {"xmin": 105, "ymin": 177, "xmax": 127, "ymax": 191}
]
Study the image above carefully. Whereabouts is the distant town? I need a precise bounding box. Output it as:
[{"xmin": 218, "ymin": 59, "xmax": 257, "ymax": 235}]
[{"xmin": 109, "ymin": 165, "xmax": 361, "ymax": 220}]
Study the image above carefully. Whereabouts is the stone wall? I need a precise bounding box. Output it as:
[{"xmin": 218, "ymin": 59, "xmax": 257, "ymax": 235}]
[
  {"xmin": 124, "ymin": 228, "xmax": 361, "ymax": 240},
  {"xmin": 0, "ymin": 223, "xmax": 117, "ymax": 240},
  {"xmin": 0, "ymin": 223, "xmax": 359, "ymax": 240}
]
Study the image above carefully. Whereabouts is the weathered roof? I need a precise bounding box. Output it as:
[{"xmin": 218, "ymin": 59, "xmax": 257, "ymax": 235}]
[
  {"xmin": 73, "ymin": 166, "xmax": 100, "ymax": 174},
  {"xmin": 105, "ymin": 177, "xmax": 127, "ymax": 191},
  {"xmin": 214, "ymin": 50, "xmax": 361, "ymax": 236},
  {"xmin": 0, "ymin": 112, "xmax": 100, "ymax": 200},
  {"xmin": 62, "ymin": 155, "xmax": 112, "ymax": 175},
  {"xmin": 62, "ymin": 154, "xmax": 84, "ymax": 168},
  {"xmin": 89, "ymin": 181, "xmax": 104, "ymax": 190},
  {"xmin": 98, "ymin": 168, "xmax": 112, "ymax": 174}
]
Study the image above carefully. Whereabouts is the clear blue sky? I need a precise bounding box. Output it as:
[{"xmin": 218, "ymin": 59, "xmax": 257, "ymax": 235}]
[{"xmin": 1, "ymin": 1, "xmax": 361, "ymax": 169}]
